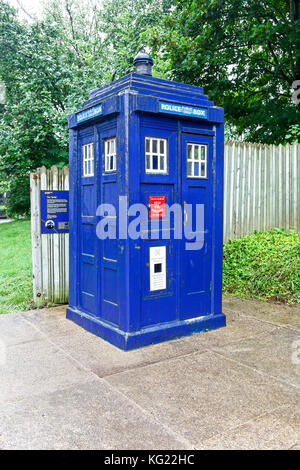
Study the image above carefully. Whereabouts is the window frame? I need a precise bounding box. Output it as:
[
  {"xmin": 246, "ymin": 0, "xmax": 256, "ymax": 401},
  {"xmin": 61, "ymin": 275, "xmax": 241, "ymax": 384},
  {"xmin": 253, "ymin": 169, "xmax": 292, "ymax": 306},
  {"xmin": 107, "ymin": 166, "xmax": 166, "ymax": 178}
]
[
  {"xmin": 186, "ymin": 143, "xmax": 207, "ymax": 178},
  {"xmin": 145, "ymin": 137, "xmax": 168, "ymax": 175},
  {"xmin": 82, "ymin": 142, "xmax": 94, "ymax": 177},
  {"xmin": 104, "ymin": 137, "xmax": 117, "ymax": 173}
]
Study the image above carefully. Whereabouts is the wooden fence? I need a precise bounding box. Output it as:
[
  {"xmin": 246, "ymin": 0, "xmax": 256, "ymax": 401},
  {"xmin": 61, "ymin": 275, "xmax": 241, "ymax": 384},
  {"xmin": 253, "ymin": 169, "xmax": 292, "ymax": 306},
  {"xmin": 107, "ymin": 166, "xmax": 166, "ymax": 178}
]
[
  {"xmin": 30, "ymin": 166, "xmax": 69, "ymax": 303},
  {"xmin": 223, "ymin": 141, "xmax": 300, "ymax": 242},
  {"xmin": 30, "ymin": 141, "xmax": 299, "ymax": 303}
]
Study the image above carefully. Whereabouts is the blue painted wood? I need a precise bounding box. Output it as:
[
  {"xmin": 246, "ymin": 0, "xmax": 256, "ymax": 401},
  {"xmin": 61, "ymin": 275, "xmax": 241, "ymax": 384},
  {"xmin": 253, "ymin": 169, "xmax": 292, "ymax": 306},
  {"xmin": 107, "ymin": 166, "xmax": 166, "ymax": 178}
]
[
  {"xmin": 68, "ymin": 128, "xmax": 79, "ymax": 309},
  {"xmin": 67, "ymin": 70, "xmax": 225, "ymax": 350},
  {"xmin": 66, "ymin": 306, "xmax": 225, "ymax": 350},
  {"xmin": 181, "ymin": 133, "xmax": 213, "ymax": 319}
]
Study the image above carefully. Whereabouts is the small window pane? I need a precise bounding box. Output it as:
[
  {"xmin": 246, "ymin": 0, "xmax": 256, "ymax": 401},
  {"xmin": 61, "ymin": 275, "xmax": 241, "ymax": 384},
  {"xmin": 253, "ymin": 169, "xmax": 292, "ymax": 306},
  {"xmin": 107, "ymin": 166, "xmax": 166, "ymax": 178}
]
[
  {"xmin": 146, "ymin": 139, "xmax": 150, "ymax": 153},
  {"xmin": 160, "ymin": 155, "xmax": 164, "ymax": 170},
  {"xmin": 146, "ymin": 154, "xmax": 150, "ymax": 170},
  {"xmin": 160, "ymin": 140, "xmax": 165, "ymax": 154},
  {"xmin": 194, "ymin": 162, "xmax": 199, "ymax": 176},
  {"xmin": 152, "ymin": 140, "xmax": 157, "ymax": 153},
  {"xmin": 187, "ymin": 145, "xmax": 193, "ymax": 160},
  {"xmin": 194, "ymin": 146, "xmax": 199, "ymax": 160},
  {"xmin": 187, "ymin": 162, "xmax": 192, "ymax": 176},
  {"xmin": 152, "ymin": 155, "xmax": 158, "ymax": 170},
  {"xmin": 201, "ymin": 146, "xmax": 206, "ymax": 160},
  {"xmin": 201, "ymin": 162, "xmax": 206, "ymax": 177}
]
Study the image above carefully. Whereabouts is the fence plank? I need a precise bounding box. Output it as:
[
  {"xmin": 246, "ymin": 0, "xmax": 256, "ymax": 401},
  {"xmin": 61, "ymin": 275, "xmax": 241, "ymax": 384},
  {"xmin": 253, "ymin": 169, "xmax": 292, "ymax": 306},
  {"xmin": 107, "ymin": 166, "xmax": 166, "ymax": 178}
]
[{"xmin": 30, "ymin": 171, "xmax": 42, "ymax": 301}]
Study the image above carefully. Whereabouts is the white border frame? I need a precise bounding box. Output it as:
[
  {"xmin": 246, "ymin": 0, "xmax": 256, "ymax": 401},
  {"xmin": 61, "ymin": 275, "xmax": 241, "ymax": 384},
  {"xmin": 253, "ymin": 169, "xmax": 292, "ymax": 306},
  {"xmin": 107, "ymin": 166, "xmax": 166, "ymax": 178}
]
[
  {"xmin": 186, "ymin": 143, "xmax": 207, "ymax": 178},
  {"xmin": 82, "ymin": 143, "xmax": 94, "ymax": 177},
  {"xmin": 145, "ymin": 137, "xmax": 168, "ymax": 174}
]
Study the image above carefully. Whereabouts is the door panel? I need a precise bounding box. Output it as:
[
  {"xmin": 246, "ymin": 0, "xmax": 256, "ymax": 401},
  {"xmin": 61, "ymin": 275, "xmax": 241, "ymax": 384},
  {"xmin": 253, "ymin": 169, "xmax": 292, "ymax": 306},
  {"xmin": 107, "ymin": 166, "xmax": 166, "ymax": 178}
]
[
  {"xmin": 140, "ymin": 239, "xmax": 176, "ymax": 327},
  {"xmin": 181, "ymin": 134, "xmax": 213, "ymax": 319},
  {"xmin": 139, "ymin": 126, "xmax": 178, "ymax": 327},
  {"xmin": 79, "ymin": 136, "xmax": 98, "ymax": 315}
]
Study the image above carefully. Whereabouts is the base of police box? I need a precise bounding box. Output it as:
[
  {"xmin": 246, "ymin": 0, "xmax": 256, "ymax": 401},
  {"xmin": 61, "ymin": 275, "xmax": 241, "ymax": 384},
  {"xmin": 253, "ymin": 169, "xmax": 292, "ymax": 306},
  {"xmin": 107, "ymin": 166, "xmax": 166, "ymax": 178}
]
[{"xmin": 66, "ymin": 307, "xmax": 226, "ymax": 351}]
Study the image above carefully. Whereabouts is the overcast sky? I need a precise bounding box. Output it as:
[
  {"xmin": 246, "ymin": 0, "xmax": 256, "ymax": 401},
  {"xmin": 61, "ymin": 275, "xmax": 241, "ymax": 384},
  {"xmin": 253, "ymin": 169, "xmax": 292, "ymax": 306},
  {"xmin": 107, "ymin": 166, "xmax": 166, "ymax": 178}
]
[{"xmin": 8, "ymin": 0, "xmax": 44, "ymax": 20}]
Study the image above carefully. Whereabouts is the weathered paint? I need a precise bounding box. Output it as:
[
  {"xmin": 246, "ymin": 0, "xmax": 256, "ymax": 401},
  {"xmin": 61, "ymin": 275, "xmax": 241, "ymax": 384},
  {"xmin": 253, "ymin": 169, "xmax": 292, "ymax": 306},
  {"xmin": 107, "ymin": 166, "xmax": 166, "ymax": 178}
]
[{"xmin": 66, "ymin": 72, "xmax": 225, "ymax": 350}]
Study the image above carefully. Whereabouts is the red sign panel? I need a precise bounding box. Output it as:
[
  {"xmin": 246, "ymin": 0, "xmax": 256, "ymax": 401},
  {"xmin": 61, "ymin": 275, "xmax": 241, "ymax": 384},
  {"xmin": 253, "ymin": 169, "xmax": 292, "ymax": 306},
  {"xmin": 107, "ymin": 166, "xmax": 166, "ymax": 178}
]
[{"xmin": 149, "ymin": 195, "xmax": 166, "ymax": 219}]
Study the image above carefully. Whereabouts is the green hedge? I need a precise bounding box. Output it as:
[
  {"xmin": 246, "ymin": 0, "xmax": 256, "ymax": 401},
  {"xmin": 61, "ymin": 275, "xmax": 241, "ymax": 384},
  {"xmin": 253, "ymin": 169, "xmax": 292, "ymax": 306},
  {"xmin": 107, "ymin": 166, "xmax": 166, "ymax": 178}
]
[{"xmin": 223, "ymin": 229, "xmax": 300, "ymax": 305}]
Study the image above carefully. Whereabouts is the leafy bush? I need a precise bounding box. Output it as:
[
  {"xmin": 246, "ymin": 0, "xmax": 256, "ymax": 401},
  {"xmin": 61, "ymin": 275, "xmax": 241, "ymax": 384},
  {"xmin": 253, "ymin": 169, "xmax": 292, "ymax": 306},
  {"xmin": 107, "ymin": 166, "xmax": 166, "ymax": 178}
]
[
  {"xmin": 0, "ymin": 204, "xmax": 7, "ymax": 217},
  {"xmin": 6, "ymin": 175, "xmax": 30, "ymax": 217},
  {"xmin": 223, "ymin": 229, "xmax": 300, "ymax": 305}
]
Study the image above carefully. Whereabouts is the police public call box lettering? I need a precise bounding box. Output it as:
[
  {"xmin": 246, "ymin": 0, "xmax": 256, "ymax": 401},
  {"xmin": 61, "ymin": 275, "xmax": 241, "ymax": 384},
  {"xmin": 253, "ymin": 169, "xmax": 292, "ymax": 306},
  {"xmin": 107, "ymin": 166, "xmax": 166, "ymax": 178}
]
[{"xmin": 67, "ymin": 52, "xmax": 225, "ymax": 350}]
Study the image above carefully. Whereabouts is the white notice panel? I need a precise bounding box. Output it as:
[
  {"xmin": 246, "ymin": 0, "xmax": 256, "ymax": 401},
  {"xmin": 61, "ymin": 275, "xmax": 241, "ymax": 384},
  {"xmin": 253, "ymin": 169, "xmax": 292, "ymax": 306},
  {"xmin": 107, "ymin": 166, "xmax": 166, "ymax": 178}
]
[{"xmin": 149, "ymin": 246, "xmax": 167, "ymax": 292}]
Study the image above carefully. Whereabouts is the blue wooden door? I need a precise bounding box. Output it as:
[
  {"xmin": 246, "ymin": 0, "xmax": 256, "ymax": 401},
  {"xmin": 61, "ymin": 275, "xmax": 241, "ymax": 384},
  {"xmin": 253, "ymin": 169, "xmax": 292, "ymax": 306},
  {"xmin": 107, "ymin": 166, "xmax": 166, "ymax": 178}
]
[
  {"xmin": 78, "ymin": 135, "xmax": 98, "ymax": 315},
  {"xmin": 181, "ymin": 133, "xmax": 213, "ymax": 319}
]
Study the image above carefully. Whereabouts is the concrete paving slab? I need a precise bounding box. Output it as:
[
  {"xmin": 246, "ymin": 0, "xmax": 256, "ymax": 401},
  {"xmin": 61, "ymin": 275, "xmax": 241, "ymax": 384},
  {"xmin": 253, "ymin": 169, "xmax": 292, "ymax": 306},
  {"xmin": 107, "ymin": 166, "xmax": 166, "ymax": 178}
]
[
  {"xmin": 211, "ymin": 327, "xmax": 300, "ymax": 388},
  {"xmin": 201, "ymin": 404, "xmax": 300, "ymax": 450},
  {"xmin": 223, "ymin": 296, "xmax": 300, "ymax": 330},
  {"xmin": 0, "ymin": 338, "xmax": 94, "ymax": 404},
  {"xmin": 0, "ymin": 380, "xmax": 190, "ymax": 450},
  {"xmin": 21, "ymin": 307, "xmax": 82, "ymax": 338},
  {"xmin": 0, "ymin": 313, "xmax": 43, "ymax": 347},
  {"xmin": 46, "ymin": 307, "xmax": 276, "ymax": 377},
  {"xmin": 0, "ymin": 297, "xmax": 299, "ymax": 449},
  {"xmin": 183, "ymin": 310, "xmax": 278, "ymax": 350},
  {"xmin": 106, "ymin": 350, "xmax": 297, "ymax": 447},
  {"xmin": 52, "ymin": 328, "xmax": 209, "ymax": 378}
]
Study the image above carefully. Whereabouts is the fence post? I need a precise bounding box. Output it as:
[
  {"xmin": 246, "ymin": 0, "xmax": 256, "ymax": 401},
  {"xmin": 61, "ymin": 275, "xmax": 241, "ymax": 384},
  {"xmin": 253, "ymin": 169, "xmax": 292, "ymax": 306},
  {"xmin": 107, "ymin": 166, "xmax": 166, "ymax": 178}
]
[{"xmin": 30, "ymin": 169, "xmax": 43, "ymax": 303}]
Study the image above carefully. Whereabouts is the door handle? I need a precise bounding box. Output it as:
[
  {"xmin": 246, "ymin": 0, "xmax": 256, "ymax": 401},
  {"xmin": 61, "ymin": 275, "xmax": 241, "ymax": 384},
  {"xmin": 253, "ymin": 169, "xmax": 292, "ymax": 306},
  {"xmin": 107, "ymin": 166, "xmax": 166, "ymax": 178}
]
[{"xmin": 184, "ymin": 208, "xmax": 188, "ymax": 226}]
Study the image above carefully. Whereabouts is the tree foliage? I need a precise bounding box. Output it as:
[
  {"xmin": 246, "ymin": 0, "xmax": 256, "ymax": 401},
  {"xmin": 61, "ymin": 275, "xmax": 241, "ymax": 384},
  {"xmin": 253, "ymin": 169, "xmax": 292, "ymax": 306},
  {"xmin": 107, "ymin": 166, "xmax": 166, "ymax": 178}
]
[
  {"xmin": 0, "ymin": 0, "xmax": 299, "ymax": 206},
  {"xmin": 0, "ymin": 1, "xmax": 76, "ymax": 176},
  {"xmin": 147, "ymin": 0, "xmax": 300, "ymax": 144},
  {"xmin": 98, "ymin": 0, "xmax": 174, "ymax": 79},
  {"xmin": 0, "ymin": 0, "xmax": 173, "ymax": 184}
]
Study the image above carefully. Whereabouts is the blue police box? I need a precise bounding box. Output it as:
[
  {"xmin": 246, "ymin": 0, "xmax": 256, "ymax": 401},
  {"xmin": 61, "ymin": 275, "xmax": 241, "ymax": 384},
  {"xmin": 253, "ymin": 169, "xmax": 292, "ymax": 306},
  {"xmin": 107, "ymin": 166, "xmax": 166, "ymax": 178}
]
[{"xmin": 67, "ymin": 52, "xmax": 226, "ymax": 350}]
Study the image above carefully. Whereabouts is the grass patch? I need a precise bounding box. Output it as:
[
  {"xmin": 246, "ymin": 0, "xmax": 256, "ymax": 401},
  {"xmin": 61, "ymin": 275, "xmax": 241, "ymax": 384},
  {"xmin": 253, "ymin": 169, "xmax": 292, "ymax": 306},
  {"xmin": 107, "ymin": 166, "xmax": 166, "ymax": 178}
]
[
  {"xmin": 0, "ymin": 219, "xmax": 33, "ymax": 314},
  {"xmin": 223, "ymin": 229, "xmax": 300, "ymax": 304}
]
